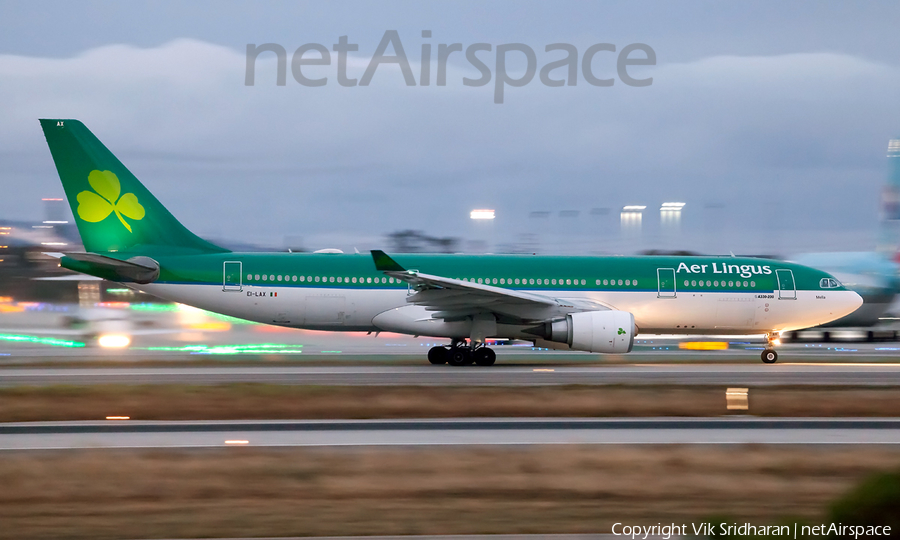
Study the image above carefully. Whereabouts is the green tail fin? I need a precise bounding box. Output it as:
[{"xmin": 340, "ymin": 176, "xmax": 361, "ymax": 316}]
[{"xmin": 39, "ymin": 119, "xmax": 228, "ymax": 255}]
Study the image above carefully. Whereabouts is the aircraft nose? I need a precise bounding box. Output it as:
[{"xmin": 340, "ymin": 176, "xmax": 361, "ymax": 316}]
[{"xmin": 836, "ymin": 291, "xmax": 864, "ymax": 319}]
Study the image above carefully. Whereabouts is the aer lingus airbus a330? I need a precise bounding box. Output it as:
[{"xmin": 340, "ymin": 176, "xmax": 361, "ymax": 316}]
[{"xmin": 40, "ymin": 119, "xmax": 862, "ymax": 365}]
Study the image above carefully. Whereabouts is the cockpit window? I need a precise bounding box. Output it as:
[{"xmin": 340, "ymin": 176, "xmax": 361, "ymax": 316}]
[{"xmin": 819, "ymin": 278, "xmax": 841, "ymax": 289}]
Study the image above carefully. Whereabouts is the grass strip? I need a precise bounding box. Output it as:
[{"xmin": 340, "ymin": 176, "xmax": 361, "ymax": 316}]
[
  {"xmin": 1, "ymin": 445, "xmax": 899, "ymax": 539},
  {"xmin": 0, "ymin": 384, "xmax": 899, "ymax": 421}
]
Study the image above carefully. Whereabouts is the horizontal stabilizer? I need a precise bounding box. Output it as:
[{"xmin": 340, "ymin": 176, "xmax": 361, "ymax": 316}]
[{"xmin": 61, "ymin": 253, "xmax": 160, "ymax": 284}]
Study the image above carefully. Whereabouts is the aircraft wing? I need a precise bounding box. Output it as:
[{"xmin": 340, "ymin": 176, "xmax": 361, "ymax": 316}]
[{"xmin": 371, "ymin": 250, "xmax": 608, "ymax": 323}]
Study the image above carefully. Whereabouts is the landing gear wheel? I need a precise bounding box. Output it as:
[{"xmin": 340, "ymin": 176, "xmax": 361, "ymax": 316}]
[
  {"xmin": 473, "ymin": 347, "xmax": 496, "ymax": 366},
  {"xmin": 447, "ymin": 347, "xmax": 473, "ymax": 367},
  {"xmin": 761, "ymin": 349, "xmax": 778, "ymax": 364},
  {"xmin": 427, "ymin": 346, "xmax": 449, "ymax": 365}
]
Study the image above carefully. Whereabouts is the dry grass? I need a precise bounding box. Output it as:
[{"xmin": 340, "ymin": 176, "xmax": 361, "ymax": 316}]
[
  {"xmin": 0, "ymin": 384, "xmax": 899, "ymax": 421},
  {"xmin": 0, "ymin": 445, "xmax": 898, "ymax": 539}
]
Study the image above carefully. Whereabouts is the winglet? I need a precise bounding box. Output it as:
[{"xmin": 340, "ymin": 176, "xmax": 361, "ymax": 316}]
[{"xmin": 371, "ymin": 250, "xmax": 406, "ymax": 272}]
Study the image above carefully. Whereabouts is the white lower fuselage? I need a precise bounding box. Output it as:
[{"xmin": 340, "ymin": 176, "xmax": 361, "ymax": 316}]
[{"xmin": 136, "ymin": 283, "xmax": 863, "ymax": 338}]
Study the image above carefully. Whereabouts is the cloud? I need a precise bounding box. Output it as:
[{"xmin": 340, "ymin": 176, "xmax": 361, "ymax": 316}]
[{"xmin": 1, "ymin": 39, "xmax": 898, "ymax": 252}]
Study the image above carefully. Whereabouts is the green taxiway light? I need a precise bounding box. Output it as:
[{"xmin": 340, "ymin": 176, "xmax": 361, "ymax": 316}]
[
  {"xmin": 129, "ymin": 303, "xmax": 254, "ymax": 324},
  {"xmin": 141, "ymin": 343, "xmax": 303, "ymax": 355},
  {"xmin": 129, "ymin": 303, "xmax": 180, "ymax": 312},
  {"xmin": 0, "ymin": 333, "xmax": 85, "ymax": 348}
]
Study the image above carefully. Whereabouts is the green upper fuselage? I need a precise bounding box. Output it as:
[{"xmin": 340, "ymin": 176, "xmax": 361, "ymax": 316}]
[{"xmin": 72, "ymin": 251, "xmax": 845, "ymax": 295}]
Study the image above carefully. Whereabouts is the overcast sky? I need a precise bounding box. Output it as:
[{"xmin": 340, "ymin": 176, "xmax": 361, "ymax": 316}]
[{"xmin": 1, "ymin": 1, "xmax": 899, "ymax": 254}]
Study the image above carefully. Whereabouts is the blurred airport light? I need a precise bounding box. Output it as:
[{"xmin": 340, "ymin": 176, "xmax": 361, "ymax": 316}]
[
  {"xmin": 679, "ymin": 341, "xmax": 728, "ymax": 350},
  {"xmin": 0, "ymin": 333, "xmax": 84, "ymax": 348},
  {"xmin": 78, "ymin": 282, "xmax": 100, "ymax": 307},
  {"xmin": 42, "ymin": 198, "xmax": 69, "ymax": 227},
  {"xmin": 620, "ymin": 205, "xmax": 645, "ymax": 239},
  {"xmin": 469, "ymin": 209, "xmax": 496, "ymax": 252},
  {"xmin": 98, "ymin": 334, "xmax": 131, "ymax": 348},
  {"xmin": 661, "ymin": 202, "xmax": 685, "ymax": 237},
  {"xmin": 106, "ymin": 288, "xmax": 132, "ymax": 295}
]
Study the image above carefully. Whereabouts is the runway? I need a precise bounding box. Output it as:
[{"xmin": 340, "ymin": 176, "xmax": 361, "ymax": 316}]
[
  {"xmin": 2, "ymin": 418, "xmax": 900, "ymax": 449},
  {"xmin": 2, "ymin": 362, "xmax": 900, "ymax": 387}
]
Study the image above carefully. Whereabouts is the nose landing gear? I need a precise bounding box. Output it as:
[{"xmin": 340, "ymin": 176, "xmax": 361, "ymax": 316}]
[
  {"xmin": 761, "ymin": 333, "xmax": 778, "ymax": 364},
  {"xmin": 428, "ymin": 340, "xmax": 496, "ymax": 366}
]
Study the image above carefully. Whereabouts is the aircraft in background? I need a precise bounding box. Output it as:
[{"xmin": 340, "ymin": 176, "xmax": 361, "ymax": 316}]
[
  {"xmin": 789, "ymin": 251, "xmax": 898, "ymax": 328},
  {"xmin": 789, "ymin": 138, "xmax": 900, "ymax": 331},
  {"xmin": 38, "ymin": 119, "xmax": 861, "ymax": 364},
  {"xmin": 0, "ymin": 277, "xmax": 182, "ymax": 348}
]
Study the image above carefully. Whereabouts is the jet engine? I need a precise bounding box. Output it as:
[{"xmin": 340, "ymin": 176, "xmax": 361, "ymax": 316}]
[{"xmin": 547, "ymin": 310, "xmax": 635, "ymax": 353}]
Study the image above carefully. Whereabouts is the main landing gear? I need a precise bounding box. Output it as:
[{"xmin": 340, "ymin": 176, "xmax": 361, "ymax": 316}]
[
  {"xmin": 761, "ymin": 333, "xmax": 778, "ymax": 364},
  {"xmin": 428, "ymin": 340, "xmax": 496, "ymax": 367}
]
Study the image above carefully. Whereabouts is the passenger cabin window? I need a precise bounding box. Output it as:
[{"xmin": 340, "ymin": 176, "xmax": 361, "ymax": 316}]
[{"xmin": 820, "ymin": 278, "xmax": 840, "ymax": 289}]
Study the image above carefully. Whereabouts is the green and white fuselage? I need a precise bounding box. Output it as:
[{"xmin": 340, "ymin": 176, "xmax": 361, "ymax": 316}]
[
  {"xmin": 39, "ymin": 119, "xmax": 862, "ymax": 363},
  {"xmin": 128, "ymin": 251, "xmax": 862, "ymax": 337}
]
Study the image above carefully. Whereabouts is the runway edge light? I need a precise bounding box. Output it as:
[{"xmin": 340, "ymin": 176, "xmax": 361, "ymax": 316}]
[{"xmin": 726, "ymin": 388, "xmax": 749, "ymax": 411}]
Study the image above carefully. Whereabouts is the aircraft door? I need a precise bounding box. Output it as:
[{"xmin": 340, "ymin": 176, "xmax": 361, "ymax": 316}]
[
  {"xmin": 776, "ymin": 269, "xmax": 796, "ymax": 300},
  {"xmin": 657, "ymin": 268, "xmax": 676, "ymax": 298},
  {"xmin": 223, "ymin": 261, "xmax": 242, "ymax": 292}
]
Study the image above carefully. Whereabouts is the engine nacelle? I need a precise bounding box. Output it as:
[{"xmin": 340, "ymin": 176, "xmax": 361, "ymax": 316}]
[{"xmin": 549, "ymin": 310, "xmax": 635, "ymax": 353}]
